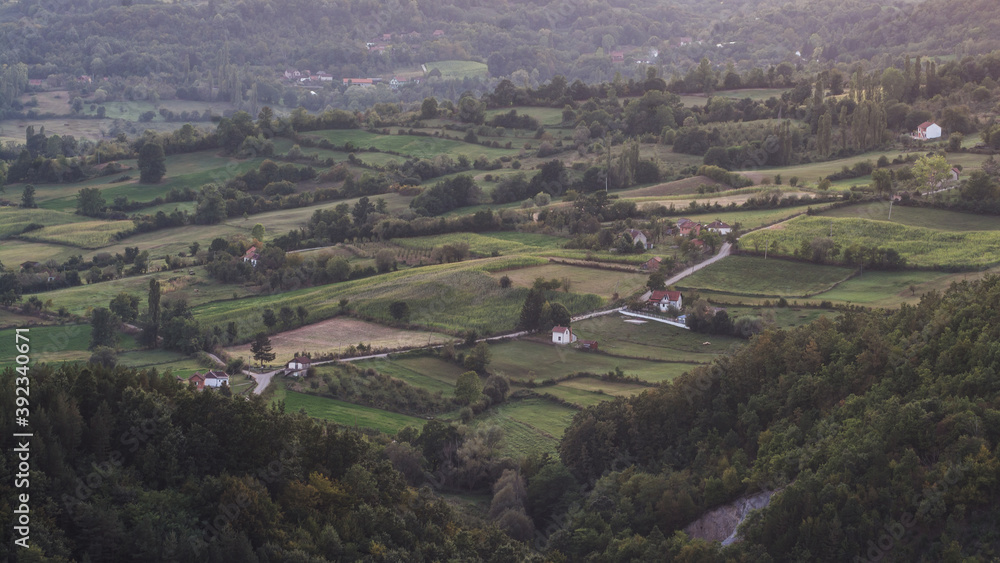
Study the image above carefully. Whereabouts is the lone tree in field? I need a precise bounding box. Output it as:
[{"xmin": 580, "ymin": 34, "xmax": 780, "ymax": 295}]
[
  {"xmin": 89, "ymin": 307, "xmax": 118, "ymax": 350},
  {"xmin": 455, "ymin": 371, "xmax": 483, "ymax": 405},
  {"xmin": 21, "ymin": 185, "xmax": 37, "ymax": 208},
  {"xmin": 389, "ymin": 301, "xmax": 410, "ymax": 322},
  {"xmin": 251, "ymin": 332, "xmax": 276, "ymax": 367},
  {"xmin": 138, "ymin": 141, "xmax": 166, "ymax": 183}
]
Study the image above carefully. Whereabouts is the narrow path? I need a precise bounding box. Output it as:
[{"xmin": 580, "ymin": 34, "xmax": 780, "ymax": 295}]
[
  {"xmin": 664, "ymin": 242, "xmax": 732, "ymax": 286},
  {"xmin": 249, "ymin": 368, "xmax": 281, "ymax": 395}
]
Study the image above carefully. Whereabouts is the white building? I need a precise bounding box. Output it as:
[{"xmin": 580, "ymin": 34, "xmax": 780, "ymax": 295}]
[
  {"xmin": 552, "ymin": 326, "xmax": 577, "ymax": 344},
  {"xmin": 916, "ymin": 122, "xmax": 942, "ymax": 140}
]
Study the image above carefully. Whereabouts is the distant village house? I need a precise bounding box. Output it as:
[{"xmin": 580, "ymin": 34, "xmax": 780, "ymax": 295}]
[
  {"xmin": 649, "ymin": 290, "xmax": 683, "ymax": 313},
  {"xmin": 552, "ymin": 326, "xmax": 578, "ymax": 344},
  {"xmin": 180, "ymin": 370, "xmax": 230, "ymax": 390},
  {"xmin": 626, "ymin": 229, "xmax": 653, "ymax": 249},
  {"xmin": 915, "ymin": 121, "xmax": 942, "ymax": 140},
  {"xmin": 243, "ymin": 246, "xmax": 260, "ymax": 267}
]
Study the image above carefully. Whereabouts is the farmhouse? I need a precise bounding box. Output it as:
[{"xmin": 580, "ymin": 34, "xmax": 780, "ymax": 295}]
[
  {"xmin": 676, "ymin": 218, "xmax": 702, "ymax": 237},
  {"xmin": 915, "ymin": 121, "xmax": 942, "ymax": 140},
  {"xmin": 243, "ymin": 246, "xmax": 260, "ymax": 267},
  {"xmin": 552, "ymin": 326, "xmax": 578, "ymax": 344},
  {"xmin": 649, "ymin": 290, "xmax": 683, "ymax": 313},
  {"xmin": 181, "ymin": 370, "xmax": 230, "ymax": 390},
  {"xmin": 952, "ymin": 167, "xmax": 961, "ymax": 181},
  {"xmin": 626, "ymin": 229, "xmax": 653, "ymax": 249},
  {"xmin": 610, "ymin": 51, "xmax": 625, "ymax": 63},
  {"xmin": 641, "ymin": 256, "xmax": 663, "ymax": 271},
  {"xmin": 286, "ymin": 356, "xmax": 311, "ymax": 376},
  {"xmin": 706, "ymin": 220, "xmax": 732, "ymax": 235}
]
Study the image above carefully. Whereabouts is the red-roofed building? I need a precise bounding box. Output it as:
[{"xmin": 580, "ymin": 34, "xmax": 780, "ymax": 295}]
[
  {"xmin": 180, "ymin": 370, "xmax": 229, "ymax": 390},
  {"xmin": 579, "ymin": 340, "xmax": 599, "ymax": 350},
  {"xmin": 243, "ymin": 246, "xmax": 260, "ymax": 266},
  {"xmin": 626, "ymin": 229, "xmax": 653, "ymax": 249},
  {"xmin": 641, "ymin": 256, "xmax": 662, "ymax": 271},
  {"xmin": 706, "ymin": 220, "xmax": 732, "ymax": 235},
  {"xmin": 649, "ymin": 290, "xmax": 683, "ymax": 313},
  {"xmin": 433, "ymin": 29, "xmax": 445, "ymax": 37},
  {"xmin": 916, "ymin": 121, "xmax": 941, "ymax": 140},
  {"xmin": 343, "ymin": 78, "xmax": 374, "ymax": 86},
  {"xmin": 552, "ymin": 326, "xmax": 577, "ymax": 344},
  {"xmin": 676, "ymin": 218, "xmax": 702, "ymax": 237},
  {"xmin": 610, "ymin": 51, "xmax": 625, "ymax": 63}
]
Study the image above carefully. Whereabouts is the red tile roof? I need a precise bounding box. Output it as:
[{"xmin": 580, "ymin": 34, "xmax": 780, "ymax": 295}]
[
  {"xmin": 552, "ymin": 326, "xmax": 570, "ymax": 333},
  {"xmin": 650, "ymin": 290, "xmax": 682, "ymax": 302},
  {"xmin": 917, "ymin": 121, "xmax": 935, "ymax": 130},
  {"xmin": 291, "ymin": 356, "xmax": 311, "ymax": 364}
]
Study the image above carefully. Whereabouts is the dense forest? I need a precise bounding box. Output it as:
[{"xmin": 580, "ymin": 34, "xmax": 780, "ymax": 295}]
[
  {"xmin": 1, "ymin": 0, "xmax": 1000, "ymax": 114},
  {"xmin": 3, "ymin": 273, "xmax": 1000, "ymax": 561},
  {"xmin": 555, "ymin": 275, "xmax": 1000, "ymax": 561}
]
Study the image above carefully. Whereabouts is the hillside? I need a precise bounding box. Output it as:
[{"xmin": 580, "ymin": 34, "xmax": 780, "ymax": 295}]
[{"xmin": 555, "ymin": 275, "xmax": 1000, "ymax": 560}]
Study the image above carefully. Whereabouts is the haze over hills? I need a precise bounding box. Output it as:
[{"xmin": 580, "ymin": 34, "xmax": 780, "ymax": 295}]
[{"xmin": 1, "ymin": 0, "xmax": 1000, "ymax": 561}]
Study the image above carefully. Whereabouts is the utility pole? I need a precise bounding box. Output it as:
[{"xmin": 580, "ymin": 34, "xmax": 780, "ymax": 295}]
[{"xmin": 606, "ymin": 134, "xmax": 611, "ymax": 193}]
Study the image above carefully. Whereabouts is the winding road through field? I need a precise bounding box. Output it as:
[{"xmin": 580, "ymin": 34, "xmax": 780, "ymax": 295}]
[{"xmin": 663, "ymin": 242, "xmax": 732, "ymax": 286}]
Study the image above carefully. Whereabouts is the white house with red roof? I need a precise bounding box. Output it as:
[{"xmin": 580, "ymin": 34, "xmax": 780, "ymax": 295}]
[
  {"xmin": 287, "ymin": 356, "xmax": 311, "ymax": 376},
  {"xmin": 706, "ymin": 220, "xmax": 732, "ymax": 235},
  {"xmin": 915, "ymin": 121, "xmax": 941, "ymax": 140},
  {"xmin": 649, "ymin": 290, "xmax": 683, "ymax": 313},
  {"xmin": 243, "ymin": 246, "xmax": 260, "ymax": 267},
  {"xmin": 552, "ymin": 326, "xmax": 577, "ymax": 344},
  {"xmin": 181, "ymin": 370, "xmax": 229, "ymax": 390},
  {"xmin": 675, "ymin": 218, "xmax": 702, "ymax": 237},
  {"xmin": 626, "ymin": 229, "xmax": 653, "ymax": 249},
  {"xmin": 641, "ymin": 256, "xmax": 662, "ymax": 271}
]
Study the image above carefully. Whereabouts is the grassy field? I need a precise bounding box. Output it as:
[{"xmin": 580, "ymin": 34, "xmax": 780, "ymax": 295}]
[
  {"xmin": 570, "ymin": 314, "xmax": 742, "ymax": 364},
  {"xmin": 474, "ymin": 398, "xmax": 578, "ymax": 458},
  {"xmin": 191, "ymin": 259, "xmax": 604, "ymax": 337},
  {"xmin": 19, "ymin": 151, "xmax": 274, "ymax": 211},
  {"xmin": 42, "ymin": 267, "xmax": 260, "ymax": 317},
  {"xmin": 354, "ymin": 355, "xmax": 469, "ymax": 395},
  {"xmin": 679, "ymin": 203, "xmax": 836, "ymax": 230},
  {"xmin": 483, "ymin": 106, "xmax": 567, "ymax": 128},
  {"xmin": 308, "ymin": 129, "xmax": 516, "ymax": 160},
  {"xmin": 0, "ymin": 324, "xmax": 138, "ymax": 368},
  {"xmin": 486, "ymin": 339, "xmax": 686, "ymax": 383},
  {"xmin": 18, "ymin": 220, "xmax": 135, "ymax": 248},
  {"xmin": 393, "ymin": 231, "xmax": 567, "ymax": 256},
  {"xmin": 0, "ymin": 309, "xmax": 58, "ymax": 330},
  {"xmin": 615, "ymin": 176, "xmax": 723, "ymax": 198},
  {"xmin": 424, "ymin": 60, "xmax": 489, "ymax": 79},
  {"xmin": 742, "ymin": 152, "xmax": 990, "ymax": 188},
  {"xmin": 0, "ymin": 207, "xmax": 89, "ymax": 238},
  {"xmin": 224, "ymin": 317, "xmax": 457, "ymax": 364},
  {"xmin": 271, "ymin": 380, "xmax": 427, "ymax": 434},
  {"xmin": 679, "ymin": 89, "xmax": 789, "ymax": 106},
  {"xmin": 818, "ymin": 202, "xmax": 1000, "ymax": 232},
  {"xmin": 742, "ymin": 215, "xmax": 1000, "ymax": 269},
  {"xmin": 490, "ymin": 263, "xmax": 648, "ymax": 299},
  {"xmin": 116, "ymin": 348, "xmax": 209, "ymax": 380},
  {"xmin": 0, "ymin": 240, "xmax": 81, "ymax": 267},
  {"xmin": 804, "ymin": 270, "xmax": 961, "ymax": 305},
  {"xmin": 678, "ymin": 255, "xmax": 856, "ymax": 297}
]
